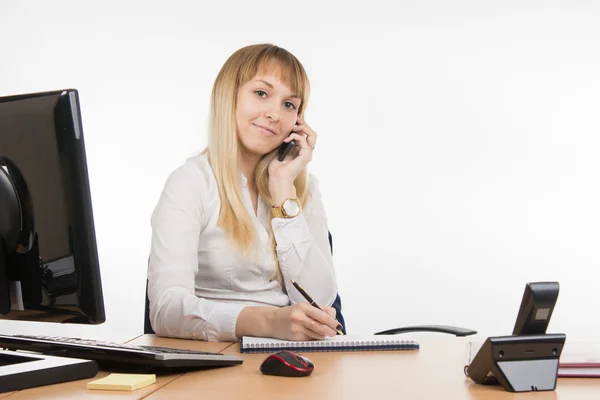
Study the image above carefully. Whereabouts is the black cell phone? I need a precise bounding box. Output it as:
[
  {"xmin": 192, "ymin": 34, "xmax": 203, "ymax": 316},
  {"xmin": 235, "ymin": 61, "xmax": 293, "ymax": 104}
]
[
  {"xmin": 278, "ymin": 125, "xmax": 298, "ymax": 161},
  {"xmin": 278, "ymin": 138, "xmax": 296, "ymax": 161}
]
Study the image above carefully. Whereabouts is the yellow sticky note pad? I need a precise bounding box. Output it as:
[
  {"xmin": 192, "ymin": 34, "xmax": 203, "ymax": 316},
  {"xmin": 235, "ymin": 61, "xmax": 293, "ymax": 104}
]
[{"xmin": 86, "ymin": 373, "xmax": 156, "ymax": 391}]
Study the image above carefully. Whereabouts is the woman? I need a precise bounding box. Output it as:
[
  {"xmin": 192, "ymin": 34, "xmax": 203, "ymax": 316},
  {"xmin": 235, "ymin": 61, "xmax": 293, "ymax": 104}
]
[{"xmin": 147, "ymin": 43, "xmax": 342, "ymax": 342}]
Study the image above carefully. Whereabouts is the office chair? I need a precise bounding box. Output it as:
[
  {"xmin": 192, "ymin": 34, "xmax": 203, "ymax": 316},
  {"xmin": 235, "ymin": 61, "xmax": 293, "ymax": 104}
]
[{"xmin": 144, "ymin": 231, "xmax": 347, "ymax": 335}]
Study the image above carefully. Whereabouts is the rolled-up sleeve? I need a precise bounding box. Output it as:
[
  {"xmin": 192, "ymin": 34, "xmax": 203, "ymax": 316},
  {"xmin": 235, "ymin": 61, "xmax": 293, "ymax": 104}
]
[
  {"xmin": 272, "ymin": 175, "xmax": 338, "ymax": 307},
  {"xmin": 147, "ymin": 163, "xmax": 245, "ymax": 342}
]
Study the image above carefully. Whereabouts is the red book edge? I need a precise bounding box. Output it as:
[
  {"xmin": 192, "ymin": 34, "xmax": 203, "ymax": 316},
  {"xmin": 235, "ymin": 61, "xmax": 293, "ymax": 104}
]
[
  {"xmin": 558, "ymin": 369, "xmax": 600, "ymax": 378},
  {"xmin": 560, "ymin": 363, "xmax": 600, "ymax": 368}
]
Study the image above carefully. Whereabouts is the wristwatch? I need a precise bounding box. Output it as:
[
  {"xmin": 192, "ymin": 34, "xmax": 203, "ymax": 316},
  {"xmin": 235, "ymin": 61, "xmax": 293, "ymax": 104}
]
[{"xmin": 271, "ymin": 198, "xmax": 301, "ymax": 218}]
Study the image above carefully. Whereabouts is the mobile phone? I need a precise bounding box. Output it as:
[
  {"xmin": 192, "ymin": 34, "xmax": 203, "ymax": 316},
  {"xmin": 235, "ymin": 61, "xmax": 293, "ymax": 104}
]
[
  {"xmin": 278, "ymin": 138, "xmax": 295, "ymax": 161},
  {"xmin": 277, "ymin": 129, "xmax": 297, "ymax": 161}
]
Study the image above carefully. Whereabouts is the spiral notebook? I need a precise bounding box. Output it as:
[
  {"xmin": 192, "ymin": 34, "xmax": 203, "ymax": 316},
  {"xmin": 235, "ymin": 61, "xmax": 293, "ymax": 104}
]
[{"xmin": 240, "ymin": 335, "xmax": 420, "ymax": 353}]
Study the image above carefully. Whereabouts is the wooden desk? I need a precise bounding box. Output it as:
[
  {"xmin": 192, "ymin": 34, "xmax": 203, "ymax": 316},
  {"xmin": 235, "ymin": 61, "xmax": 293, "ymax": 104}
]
[
  {"xmin": 143, "ymin": 334, "xmax": 600, "ymax": 400},
  {"xmin": 0, "ymin": 335, "xmax": 232, "ymax": 399},
  {"xmin": 3, "ymin": 334, "xmax": 600, "ymax": 399}
]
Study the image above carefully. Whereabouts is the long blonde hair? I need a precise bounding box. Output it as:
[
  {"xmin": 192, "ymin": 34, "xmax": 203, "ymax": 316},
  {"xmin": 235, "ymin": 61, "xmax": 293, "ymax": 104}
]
[{"xmin": 206, "ymin": 44, "xmax": 311, "ymax": 271}]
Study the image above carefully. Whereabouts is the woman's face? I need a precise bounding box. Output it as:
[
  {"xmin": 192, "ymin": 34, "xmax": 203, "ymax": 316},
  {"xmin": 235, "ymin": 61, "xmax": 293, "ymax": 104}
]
[{"xmin": 235, "ymin": 71, "xmax": 301, "ymax": 158}]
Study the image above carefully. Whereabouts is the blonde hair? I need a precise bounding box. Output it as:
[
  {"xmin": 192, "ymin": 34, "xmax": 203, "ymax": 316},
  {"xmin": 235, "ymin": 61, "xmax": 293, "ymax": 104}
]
[{"xmin": 205, "ymin": 44, "xmax": 311, "ymax": 275}]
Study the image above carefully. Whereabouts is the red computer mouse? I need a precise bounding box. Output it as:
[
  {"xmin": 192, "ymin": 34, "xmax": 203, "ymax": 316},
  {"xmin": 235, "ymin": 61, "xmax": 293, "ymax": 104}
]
[{"xmin": 259, "ymin": 350, "xmax": 314, "ymax": 377}]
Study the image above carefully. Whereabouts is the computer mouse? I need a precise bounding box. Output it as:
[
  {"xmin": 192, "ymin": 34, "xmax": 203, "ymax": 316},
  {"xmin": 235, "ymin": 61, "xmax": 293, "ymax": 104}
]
[{"xmin": 259, "ymin": 350, "xmax": 314, "ymax": 377}]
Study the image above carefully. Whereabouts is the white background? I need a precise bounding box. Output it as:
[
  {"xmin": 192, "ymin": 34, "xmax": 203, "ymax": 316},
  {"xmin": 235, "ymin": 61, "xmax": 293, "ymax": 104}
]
[{"xmin": 1, "ymin": 0, "xmax": 599, "ymax": 343}]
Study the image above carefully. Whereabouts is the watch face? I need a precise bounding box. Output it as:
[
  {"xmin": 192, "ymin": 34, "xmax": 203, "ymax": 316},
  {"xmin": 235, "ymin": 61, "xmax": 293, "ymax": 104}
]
[{"xmin": 283, "ymin": 198, "xmax": 300, "ymax": 217}]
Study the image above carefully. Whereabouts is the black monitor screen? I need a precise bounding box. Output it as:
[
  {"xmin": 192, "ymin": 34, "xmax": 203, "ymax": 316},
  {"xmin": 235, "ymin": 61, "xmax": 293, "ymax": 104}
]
[{"xmin": 0, "ymin": 89, "xmax": 105, "ymax": 324}]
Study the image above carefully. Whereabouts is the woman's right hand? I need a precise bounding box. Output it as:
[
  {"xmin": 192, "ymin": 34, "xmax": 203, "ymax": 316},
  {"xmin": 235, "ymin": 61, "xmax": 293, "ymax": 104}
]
[{"xmin": 269, "ymin": 303, "xmax": 341, "ymax": 341}]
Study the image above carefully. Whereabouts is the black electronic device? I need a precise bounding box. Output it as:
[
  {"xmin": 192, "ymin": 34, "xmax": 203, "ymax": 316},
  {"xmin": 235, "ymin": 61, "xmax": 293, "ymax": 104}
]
[
  {"xmin": 0, "ymin": 334, "xmax": 243, "ymax": 373},
  {"xmin": 512, "ymin": 282, "xmax": 559, "ymax": 335},
  {"xmin": 277, "ymin": 136, "xmax": 296, "ymax": 161},
  {"xmin": 260, "ymin": 350, "xmax": 314, "ymax": 377},
  {"xmin": 467, "ymin": 334, "xmax": 565, "ymax": 392},
  {"xmin": 0, "ymin": 89, "xmax": 104, "ymax": 323},
  {"xmin": 466, "ymin": 281, "xmax": 565, "ymax": 392}
]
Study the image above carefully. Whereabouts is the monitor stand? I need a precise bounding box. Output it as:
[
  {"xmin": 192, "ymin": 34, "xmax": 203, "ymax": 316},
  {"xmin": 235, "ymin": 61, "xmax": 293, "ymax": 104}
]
[{"xmin": 0, "ymin": 349, "xmax": 99, "ymax": 393}]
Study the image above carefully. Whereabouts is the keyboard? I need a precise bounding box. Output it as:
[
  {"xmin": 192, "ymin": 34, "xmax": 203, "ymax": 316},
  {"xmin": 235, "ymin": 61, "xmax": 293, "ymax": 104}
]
[{"xmin": 0, "ymin": 334, "xmax": 243, "ymax": 373}]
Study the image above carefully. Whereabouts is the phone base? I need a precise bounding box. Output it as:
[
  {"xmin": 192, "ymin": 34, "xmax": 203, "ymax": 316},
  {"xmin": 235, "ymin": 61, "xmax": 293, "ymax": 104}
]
[{"xmin": 466, "ymin": 333, "xmax": 566, "ymax": 392}]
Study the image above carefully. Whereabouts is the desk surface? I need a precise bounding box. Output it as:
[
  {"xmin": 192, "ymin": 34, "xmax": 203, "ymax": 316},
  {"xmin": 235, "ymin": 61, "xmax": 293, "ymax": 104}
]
[
  {"xmin": 142, "ymin": 334, "xmax": 600, "ymax": 400},
  {"xmin": 3, "ymin": 334, "xmax": 600, "ymax": 399}
]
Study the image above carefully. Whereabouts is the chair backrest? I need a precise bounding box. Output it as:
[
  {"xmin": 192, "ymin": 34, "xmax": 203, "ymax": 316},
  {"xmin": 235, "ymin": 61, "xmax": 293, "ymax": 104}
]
[
  {"xmin": 144, "ymin": 231, "xmax": 346, "ymax": 334},
  {"xmin": 143, "ymin": 279, "xmax": 154, "ymax": 334},
  {"xmin": 328, "ymin": 231, "xmax": 346, "ymax": 334}
]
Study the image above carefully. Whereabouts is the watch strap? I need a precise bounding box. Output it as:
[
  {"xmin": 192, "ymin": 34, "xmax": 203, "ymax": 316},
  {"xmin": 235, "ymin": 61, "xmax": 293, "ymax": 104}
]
[{"xmin": 271, "ymin": 206, "xmax": 286, "ymax": 218}]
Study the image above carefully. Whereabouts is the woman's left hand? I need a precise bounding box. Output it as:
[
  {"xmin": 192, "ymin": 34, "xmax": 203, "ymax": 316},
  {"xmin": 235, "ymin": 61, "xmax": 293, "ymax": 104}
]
[{"xmin": 268, "ymin": 115, "xmax": 317, "ymax": 184}]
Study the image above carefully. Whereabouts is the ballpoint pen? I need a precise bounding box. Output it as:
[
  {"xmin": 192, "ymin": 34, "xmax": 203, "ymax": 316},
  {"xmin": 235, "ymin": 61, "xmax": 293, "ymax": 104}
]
[{"xmin": 290, "ymin": 280, "xmax": 345, "ymax": 336}]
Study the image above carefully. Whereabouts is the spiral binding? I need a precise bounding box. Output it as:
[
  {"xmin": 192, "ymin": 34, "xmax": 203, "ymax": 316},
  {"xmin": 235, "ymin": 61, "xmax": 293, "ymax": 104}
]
[{"xmin": 244, "ymin": 339, "xmax": 418, "ymax": 351}]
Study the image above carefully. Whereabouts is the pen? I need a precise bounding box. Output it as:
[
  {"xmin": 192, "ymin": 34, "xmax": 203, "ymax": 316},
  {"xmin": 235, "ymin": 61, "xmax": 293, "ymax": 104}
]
[{"xmin": 290, "ymin": 280, "xmax": 345, "ymax": 336}]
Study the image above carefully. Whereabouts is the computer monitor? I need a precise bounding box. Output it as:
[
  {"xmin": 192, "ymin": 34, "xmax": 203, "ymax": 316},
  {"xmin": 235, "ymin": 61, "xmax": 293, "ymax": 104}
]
[{"xmin": 0, "ymin": 89, "xmax": 105, "ymax": 391}]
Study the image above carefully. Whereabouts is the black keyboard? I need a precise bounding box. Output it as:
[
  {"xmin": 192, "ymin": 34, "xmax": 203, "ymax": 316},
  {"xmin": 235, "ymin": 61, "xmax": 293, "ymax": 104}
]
[{"xmin": 0, "ymin": 334, "xmax": 243, "ymax": 372}]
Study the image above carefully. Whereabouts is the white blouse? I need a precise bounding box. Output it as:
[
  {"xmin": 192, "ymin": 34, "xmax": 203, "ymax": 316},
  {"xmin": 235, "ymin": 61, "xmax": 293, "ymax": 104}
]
[{"xmin": 147, "ymin": 153, "xmax": 338, "ymax": 341}]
